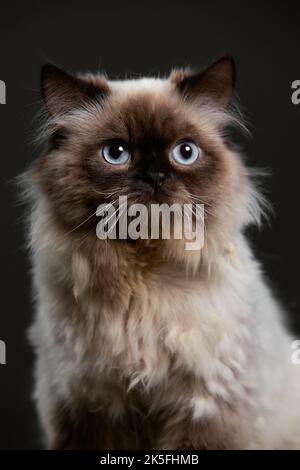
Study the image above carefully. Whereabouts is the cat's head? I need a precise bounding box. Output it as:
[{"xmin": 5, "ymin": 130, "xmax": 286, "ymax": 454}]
[{"xmin": 31, "ymin": 57, "xmax": 262, "ymax": 263}]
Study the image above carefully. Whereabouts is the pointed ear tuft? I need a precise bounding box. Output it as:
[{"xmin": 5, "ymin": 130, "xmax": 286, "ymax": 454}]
[
  {"xmin": 171, "ymin": 56, "xmax": 236, "ymax": 109},
  {"xmin": 40, "ymin": 64, "xmax": 109, "ymax": 116}
]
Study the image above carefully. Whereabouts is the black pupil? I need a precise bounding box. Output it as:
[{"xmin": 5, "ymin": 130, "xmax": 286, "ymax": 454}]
[
  {"xmin": 110, "ymin": 144, "xmax": 124, "ymax": 159},
  {"xmin": 180, "ymin": 144, "xmax": 192, "ymax": 159}
]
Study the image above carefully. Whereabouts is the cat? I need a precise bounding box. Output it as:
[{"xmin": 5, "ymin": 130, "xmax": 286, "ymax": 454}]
[{"xmin": 23, "ymin": 56, "xmax": 300, "ymax": 449}]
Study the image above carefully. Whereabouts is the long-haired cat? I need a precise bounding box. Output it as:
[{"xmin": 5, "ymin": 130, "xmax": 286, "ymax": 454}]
[{"xmin": 24, "ymin": 57, "xmax": 300, "ymax": 449}]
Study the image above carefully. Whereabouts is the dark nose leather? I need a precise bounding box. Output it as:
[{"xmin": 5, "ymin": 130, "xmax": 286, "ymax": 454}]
[{"xmin": 144, "ymin": 171, "xmax": 167, "ymax": 186}]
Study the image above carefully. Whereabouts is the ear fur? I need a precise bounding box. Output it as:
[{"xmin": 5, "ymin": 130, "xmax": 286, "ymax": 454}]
[
  {"xmin": 171, "ymin": 56, "xmax": 236, "ymax": 109},
  {"xmin": 41, "ymin": 64, "xmax": 109, "ymax": 116}
]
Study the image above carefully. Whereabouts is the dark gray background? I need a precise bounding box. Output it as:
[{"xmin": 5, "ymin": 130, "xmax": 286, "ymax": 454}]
[{"xmin": 0, "ymin": 0, "xmax": 299, "ymax": 449}]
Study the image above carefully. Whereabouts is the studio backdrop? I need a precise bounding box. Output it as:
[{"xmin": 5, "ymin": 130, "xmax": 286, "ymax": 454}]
[{"xmin": 0, "ymin": 0, "xmax": 299, "ymax": 450}]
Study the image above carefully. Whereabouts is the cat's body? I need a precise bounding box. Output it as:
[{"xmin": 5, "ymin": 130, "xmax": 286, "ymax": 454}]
[{"xmin": 25, "ymin": 58, "xmax": 300, "ymax": 449}]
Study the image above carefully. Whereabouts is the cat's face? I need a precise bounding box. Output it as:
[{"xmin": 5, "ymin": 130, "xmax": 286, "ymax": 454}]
[{"xmin": 33, "ymin": 58, "xmax": 252, "ymax": 252}]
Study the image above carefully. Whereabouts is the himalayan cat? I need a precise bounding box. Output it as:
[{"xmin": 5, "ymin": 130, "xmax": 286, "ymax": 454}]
[{"xmin": 23, "ymin": 56, "xmax": 300, "ymax": 449}]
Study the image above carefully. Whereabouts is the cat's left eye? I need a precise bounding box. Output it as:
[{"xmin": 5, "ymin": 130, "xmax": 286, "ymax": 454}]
[
  {"xmin": 171, "ymin": 141, "xmax": 200, "ymax": 166},
  {"xmin": 102, "ymin": 141, "xmax": 131, "ymax": 165}
]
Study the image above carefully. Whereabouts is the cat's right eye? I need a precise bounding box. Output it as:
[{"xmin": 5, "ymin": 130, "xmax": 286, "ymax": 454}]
[{"xmin": 102, "ymin": 141, "xmax": 131, "ymax": 165}]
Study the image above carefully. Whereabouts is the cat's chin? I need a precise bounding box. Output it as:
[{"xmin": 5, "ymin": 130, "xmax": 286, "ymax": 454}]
[{"xmin": 103, "ymin": 237, "xmax": 203, "ymax": 271}]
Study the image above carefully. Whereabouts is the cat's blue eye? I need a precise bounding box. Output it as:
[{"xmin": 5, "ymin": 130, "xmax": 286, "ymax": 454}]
[
  {"xmin": 102, "ymin": 141, "xmax": 131, "ymax": 165},
  {"xmin": 171, "ymin": 141, "xmax": 200, "ymax": 165}
]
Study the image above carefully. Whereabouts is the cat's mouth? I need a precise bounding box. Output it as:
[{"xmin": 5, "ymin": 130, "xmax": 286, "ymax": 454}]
[{"xmin": 128, "ymin": 185, "xmax": 178, "ymax": 206}]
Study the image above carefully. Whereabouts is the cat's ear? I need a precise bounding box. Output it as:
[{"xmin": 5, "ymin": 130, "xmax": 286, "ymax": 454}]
[
  {"xmin": 171, "ymin": 56, "xmax": 236, "ymax": 109},
  {"xmin": 41, "ymin": 64, "xmax": 109, "ymax": 116}
]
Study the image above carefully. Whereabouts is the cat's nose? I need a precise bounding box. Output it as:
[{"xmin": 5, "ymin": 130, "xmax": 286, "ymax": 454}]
[{"xmin": 145, "ymin": 171, "xmax": 167, "ymax": 186}]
